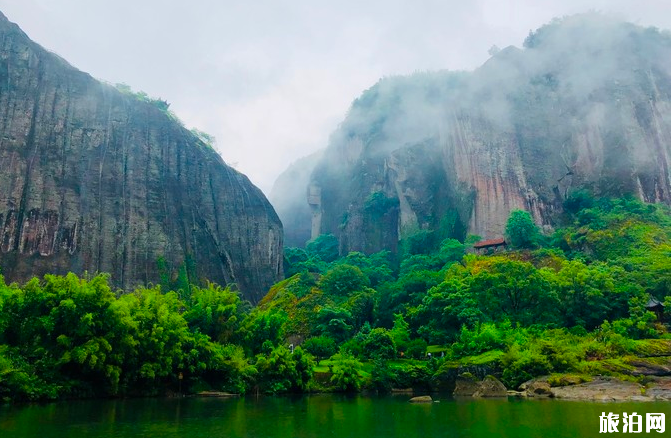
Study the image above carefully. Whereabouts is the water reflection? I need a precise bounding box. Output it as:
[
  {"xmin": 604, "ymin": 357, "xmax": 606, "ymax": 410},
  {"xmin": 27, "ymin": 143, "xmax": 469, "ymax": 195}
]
[{"xmin": 1, "ymin": 395, "xmax": 669, "ymax": 438}]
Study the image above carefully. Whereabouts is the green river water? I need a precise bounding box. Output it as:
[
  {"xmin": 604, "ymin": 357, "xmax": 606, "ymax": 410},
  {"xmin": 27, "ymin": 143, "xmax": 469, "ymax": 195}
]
[{"xmin": 1, "ymin": 394, "xmax": 670, "ymax": 437}]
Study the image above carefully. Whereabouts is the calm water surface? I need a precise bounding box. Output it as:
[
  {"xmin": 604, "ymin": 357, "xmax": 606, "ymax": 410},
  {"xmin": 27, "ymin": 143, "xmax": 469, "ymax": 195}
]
[{"xmin": 1, "ymin": 394, "xmax": 670, "ymax": 437}]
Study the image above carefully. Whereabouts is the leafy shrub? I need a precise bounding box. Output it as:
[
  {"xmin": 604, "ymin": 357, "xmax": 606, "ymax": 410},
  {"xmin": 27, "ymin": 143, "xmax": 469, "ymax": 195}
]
[
  {"xmin": 370, "ymin": 359, "xmax": 394, "ymax": 392},
  {"xmin": 363, "ymin": 328, "xmax": 397, "ymax": 359},
  {"xmin": 315, "ymin": 307, "xmax": 354, "ymax": 342},
  {"xmin": 400, "ymin": 229, "xmax": 436, "ymax": 256},
  {"xmin": 302, "ymin": 336, "xmax": 337, "ymax": 359},
  {"xmin": 390, "ymin": 364, "xmax": 431, "ymax": 390},
  {"xmin": 364, "ymin": 192, "xmax": 399, "ymax": 217},
  {"xmin": 500, "ymin": 345, "xmax": 552, "ymax": 388},
  {"xmin": 405, "ymin": 339, "xmax": 428, "ymax": 359},
  {"xmin": 319, "ymin": 265, "xmax": 370, "ymax": 296},
  {"xmin": 339, "ymin": 338, "xmax": 365, "ymax": 358},
  {"xmin": 547, "ymin": 373, "xmax": 591, "ymax": 387},
  {"xmin": 329, "ymin": 353, "xmax": 364, "ymax": 392},
  {"xmin": 306, "ymin": 234, "xmax": 340, "ymax": 263},
  {"xmin": 452, "ymin": 324, "xmax": 507, "ymax": 358},
  {"xmin": 254, "ymin": 346, "xmax": 314, "ymax": 394}
]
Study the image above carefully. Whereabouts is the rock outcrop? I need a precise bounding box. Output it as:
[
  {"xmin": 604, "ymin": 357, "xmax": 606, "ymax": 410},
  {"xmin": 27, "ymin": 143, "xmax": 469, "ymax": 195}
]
[
  {"xmin": 408, "ymin": 395, "xmax": 433, "ymax": 403},
  {"xmin": 269, "ymin": 150, "xmax": 323, "ymax": 247},
  {"xmin": 519, "ymin": 376, "xmax": 671, "ymax": 401},
  {"xmin": 523, "ymin": 380, "xmax": 554, "ymax": 397},
  {"xmin": 453, "ymin": 374, "xmax": 507, "ymax": 397},
  {"xmin": 549, "ymin": 376, "xmax": 669, "ymax": 401},
  {"xmin": 282, "ymin": 14, "xmax": 670, "ymax": 254},
  {"xmin": 473, "ymin": 376, "xmax": 508, "ymax": 398},
  {"xmin": 0, "ymin": 12, "xmax": 283, "ymax": 302},
  {"xmin": 453, "ymin": 373, "xmax": 481, "ymax": 396}
]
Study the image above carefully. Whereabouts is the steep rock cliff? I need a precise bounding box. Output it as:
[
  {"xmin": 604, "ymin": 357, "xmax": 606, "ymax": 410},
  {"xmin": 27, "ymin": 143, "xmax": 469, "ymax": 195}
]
[
  {"xmin": 300, "ymin": 14, "xmax": 670, "ymax": 254},
  {"xmin": 0, "ymin": 12, "xmax": 283, "ymax": 302},
  {"xmin": 269, "ymin": 150, "xmax": 323, "ymax": 248}
]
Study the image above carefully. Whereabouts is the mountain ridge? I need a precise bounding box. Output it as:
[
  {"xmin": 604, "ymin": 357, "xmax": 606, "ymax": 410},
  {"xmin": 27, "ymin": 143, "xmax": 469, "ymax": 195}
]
[
  {"xmin": 276, "ymin": 13, "xmax": 670, "ymax": 253},
  {"xmin": 0, "ymin": 11, "xmax": 283, "ymax": 302}
]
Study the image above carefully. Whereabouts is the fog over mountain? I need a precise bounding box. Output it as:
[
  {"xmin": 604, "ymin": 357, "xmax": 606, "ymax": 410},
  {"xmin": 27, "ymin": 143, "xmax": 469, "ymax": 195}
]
[
  {"xmin": 277, "ymin": 14, "xmax": 670, "ymax": 252},
  {"xmin": 0, "ymin": 1, "xmax": 668, "ymax": 194}
]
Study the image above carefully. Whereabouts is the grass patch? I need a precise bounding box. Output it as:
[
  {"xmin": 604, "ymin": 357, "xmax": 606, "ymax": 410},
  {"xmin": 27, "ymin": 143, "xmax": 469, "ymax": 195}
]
[
  {"xmin": 626, "ymin": 356, "xmax": 671, "ymax": 366},
  {"xmin": 574, "ymin": 358, "xmax": 642, "ymax": 382},
  {"xmin": 387, "ymin": 359, "xmax": 427, "ymax": 368},
  {"xmin": 427, "ymin": 345, "xmax": 448, "ymax": 354},
  {"xmin": 459, "ymin": 350, "xmax": 505, "ymax": 366},
  {"xmin": 601, "ymin": 358, "xmax": 636, "ymax": 373},
  {"xmin": 547, "ymin": 373, "xmax": 592, "ymax": 387},
  {"xmin": 632, "ymin": 339, "xmax": 671, "ymax": 357}
]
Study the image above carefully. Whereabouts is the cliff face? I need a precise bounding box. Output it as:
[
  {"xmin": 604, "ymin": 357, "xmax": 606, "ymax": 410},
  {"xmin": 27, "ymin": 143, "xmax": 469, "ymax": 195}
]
[
  {"xmin": 269, "ymin": 150, "xmax": 323, "ymax": 248},
  {"xmin": 300, "ymin": 14, "xmax": 670, "ymax": 254},
  {"xmin": 0, "ymin": 12, "xmax": 283, "ymax": 302}
]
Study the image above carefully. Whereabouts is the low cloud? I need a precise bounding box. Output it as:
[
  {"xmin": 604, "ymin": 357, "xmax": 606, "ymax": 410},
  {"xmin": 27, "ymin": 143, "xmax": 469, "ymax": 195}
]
[{"xmin": 0, "ymin": 0, "xmax": 668, "ymax": 193}]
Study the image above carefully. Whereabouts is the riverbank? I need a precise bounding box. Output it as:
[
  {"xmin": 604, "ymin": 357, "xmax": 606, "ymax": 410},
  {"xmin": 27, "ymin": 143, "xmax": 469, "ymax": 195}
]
[
  {"xmin": 508, "ymin": 375, "xmax": 671, "ymax": 401},
  {"xmin": 2, "ymin": 392, "xmax": 670, "ymax": 438}
]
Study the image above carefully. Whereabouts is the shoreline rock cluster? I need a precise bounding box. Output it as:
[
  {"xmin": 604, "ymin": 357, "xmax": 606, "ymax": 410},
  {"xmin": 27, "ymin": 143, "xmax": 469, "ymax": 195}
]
[
  {"xmin": 453, "ymin": 373, "xmax": 508, "ymax": 398},
  {"xmin": 449, "ymin": 372, "xmax": 671, "ymax": 401},
  {"xmin": 511, "ymin": 376, "xmax": 670, "ymax": 402}
]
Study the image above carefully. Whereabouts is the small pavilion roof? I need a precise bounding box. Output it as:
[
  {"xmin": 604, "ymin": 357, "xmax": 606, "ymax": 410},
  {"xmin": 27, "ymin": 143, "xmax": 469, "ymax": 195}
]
[
  {"xmin": 646, "ymin": 296, "xmax": 663, "ymax": 309},
  {"xmin": 473, "ymin": 237, "xmax": 506, "ymax": 249}
]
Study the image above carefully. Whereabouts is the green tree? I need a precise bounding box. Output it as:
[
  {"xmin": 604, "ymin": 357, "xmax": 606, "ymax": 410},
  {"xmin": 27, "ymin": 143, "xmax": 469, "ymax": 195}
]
[
  {"xmin": 505, "ymin": 209, "xmax": 540, "ymax": 249},
  {"xmin": 1, "ymin": 273, "xmax": 130, "ymax": 397},
  {"xmin": 400, "ymin": 229, "xmax": 436, "ymax": 255},
  {"xmin": 306, "ymin": 234, "xmax": 340, "ymax": 262},
  {"xmin": 405, "ymin": 338, "xmax": 428, "ymax": 359},
  {"xmin": 376, "ymin": 270, "xmax": 442, "ymax": 328},
  {"xmin": 117, "ymin": 287, "xmax": 202, "ymax": 394},
  {"xmin": 370, "ymin": 358, "xmax": 394, "ymax": 392},
  {"xmin": 301, "ymin": 336, "xmax": 337, "ymax": 359},
  {"xmin": 438, "ymin": 238, "xmax": 466, "ymax": 263},
  {"xmin": 363, "ymin": 328, "xmax": 396, "ymax": 359},
  {"xmin": 184, "ymin": 283, "xmax": 245, "ymax": 343},
  {"xmin": 239, "ymin": 309, "xmax": 288, "ymax": 355},
  {"xmin": 319, "ymin": 265, "xmax": 370, "ymax": 296},
  {"xmin": 335, "ymin": 251, "xmax": 394, "ymax": 287},
  {"xmin": 415, "ymin": 277, "xmax": 482, "ymax": 343},
  {"xmin": 389, "ymin": 314, "xmax": 411, "ymax": 351},
  {"xmin": 254, "ymin": 345, "xmax": 314, "ymax": 393},
  {"xmin": 552, "ymin": 260, "xmax": 629, "ymax": 329},
  {"xmin": 315, "ymin": 307, "xmax": 353, "ymax": 342},
  {"xmin": 329, "ymin": 353, "xmax": 364, "ymax": 391},
  {"xmin": 284, "ymin": 247, "xmax": 327, "ymax": 276}
]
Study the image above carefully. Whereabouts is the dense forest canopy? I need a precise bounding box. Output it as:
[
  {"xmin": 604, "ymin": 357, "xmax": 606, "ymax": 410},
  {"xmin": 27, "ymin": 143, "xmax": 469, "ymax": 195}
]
[{"xmin": 1, "ymin": 195, "xmax": 669, "ymax": 401}]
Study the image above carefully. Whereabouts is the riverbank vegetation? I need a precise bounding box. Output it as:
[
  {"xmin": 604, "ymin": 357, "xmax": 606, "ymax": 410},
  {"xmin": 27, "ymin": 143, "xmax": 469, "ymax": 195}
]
[{"xmin": 0, "ymin": 195, "xmax": 669, "ymax": 402}]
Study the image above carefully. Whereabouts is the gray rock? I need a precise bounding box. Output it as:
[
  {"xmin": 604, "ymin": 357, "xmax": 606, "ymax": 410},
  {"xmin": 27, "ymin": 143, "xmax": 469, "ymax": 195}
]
[
  {"xmin": 409, "ymin": 395, "xmax": 433, "ymax": 403},
  {"xmin": 453, "ymin": 373, "xmax": 480, "ymax": 397},
  {"xmin": 626, "ymin": 359, "xmax": 671, "ymax": 376},
  {"xmin": 0, "ymin": 13, "xmax": 283, "ymax": 302},
  {"xmin": 473, "ymin": 376, "xmax": 508, "ymax": 398},
  {"xmin": 269, "ymin": 151, "xmax": 323, "ymax": 248},
  {"xmin": 292, "ymin": 16, "xmax": 670, "ymax": 254},
  {"xmin": 526, "ymin": 381, "xmax": 553, "ymax": 397},
  {"xmin": 645, "ymin": 377, "xmax": 671, "ymax": 400},
  {"xmin": 551, "ymin": 377, "xmax": 648, "ymax": 401}
]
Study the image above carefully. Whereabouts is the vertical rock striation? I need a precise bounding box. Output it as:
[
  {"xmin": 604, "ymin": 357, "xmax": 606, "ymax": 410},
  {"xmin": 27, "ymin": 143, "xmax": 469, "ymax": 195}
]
[
  {"xmin": 292, "ymin": 14, "xmax": 670, "ymax": 254},
  {"xmin": 0, "ymin": 12, "xmax": 283, "ymax": 302}
]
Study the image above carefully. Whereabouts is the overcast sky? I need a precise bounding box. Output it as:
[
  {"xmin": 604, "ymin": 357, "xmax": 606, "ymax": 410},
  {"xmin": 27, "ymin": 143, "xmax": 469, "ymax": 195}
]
[{"xmin": 0, "ymin": 1, "xmax": 669, "ymax": 194}]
